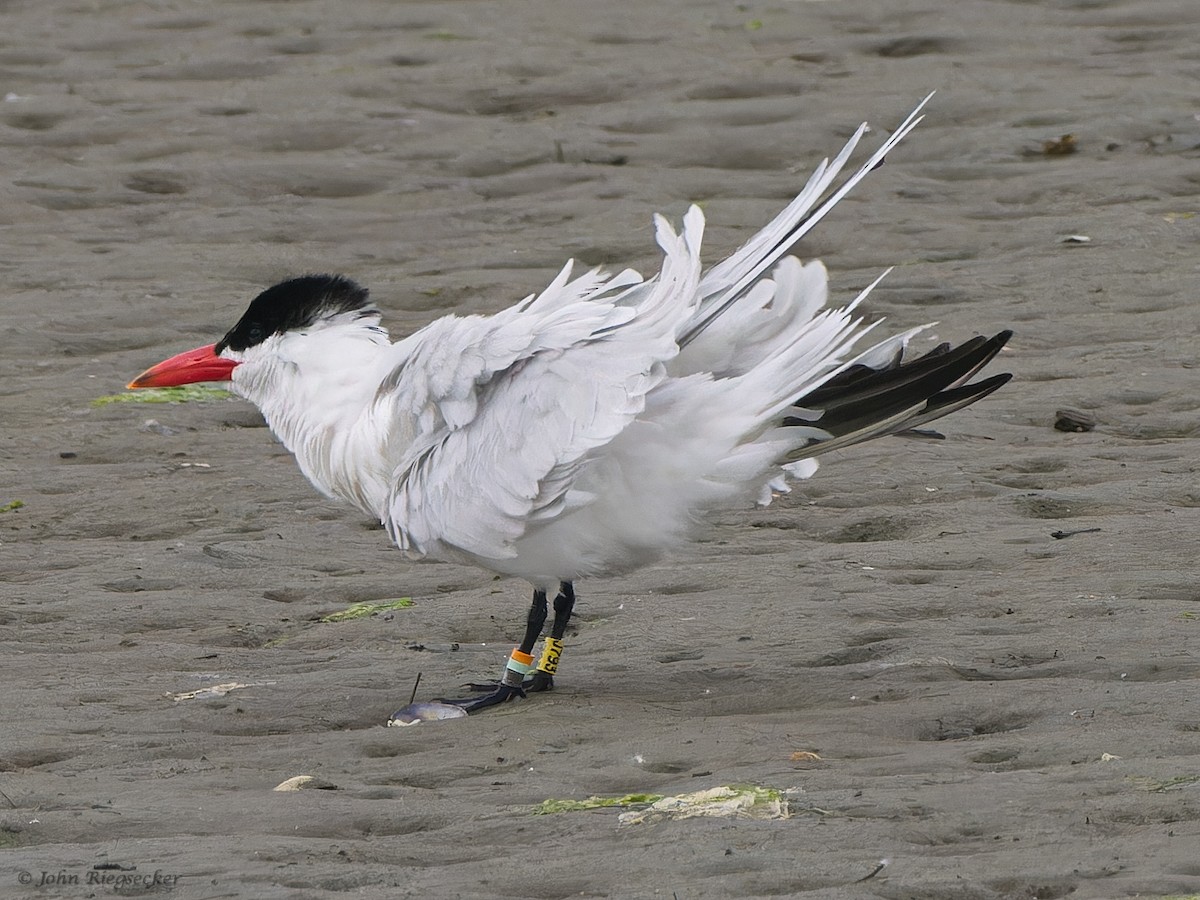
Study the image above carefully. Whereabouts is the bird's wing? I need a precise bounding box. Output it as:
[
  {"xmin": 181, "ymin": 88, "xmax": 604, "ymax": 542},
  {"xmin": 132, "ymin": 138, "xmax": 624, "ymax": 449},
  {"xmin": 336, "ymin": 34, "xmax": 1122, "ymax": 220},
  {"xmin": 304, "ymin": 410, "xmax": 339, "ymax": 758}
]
[
  {"xmin": 376, "ymin": 212, "xmax": 703, "ymax": 560},
  {"xmin": 680, "ymin": 93, "xmax": 932, "ymax": 350}
]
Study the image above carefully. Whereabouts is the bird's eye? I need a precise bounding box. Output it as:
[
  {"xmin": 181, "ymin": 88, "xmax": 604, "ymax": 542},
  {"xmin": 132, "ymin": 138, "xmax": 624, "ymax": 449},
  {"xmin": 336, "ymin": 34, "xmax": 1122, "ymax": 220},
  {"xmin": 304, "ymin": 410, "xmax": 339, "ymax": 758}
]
[{"xmin": 245, "ymin": 322, "xmax": 267, "ymax": 345}]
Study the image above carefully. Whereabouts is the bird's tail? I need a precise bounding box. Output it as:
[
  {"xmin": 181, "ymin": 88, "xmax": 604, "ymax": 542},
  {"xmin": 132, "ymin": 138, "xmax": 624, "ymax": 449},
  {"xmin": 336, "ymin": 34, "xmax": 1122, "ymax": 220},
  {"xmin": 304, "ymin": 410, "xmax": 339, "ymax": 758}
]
[{"xmin": 657, "ymin": 94, "xmax": 1010, "ymax": 485}]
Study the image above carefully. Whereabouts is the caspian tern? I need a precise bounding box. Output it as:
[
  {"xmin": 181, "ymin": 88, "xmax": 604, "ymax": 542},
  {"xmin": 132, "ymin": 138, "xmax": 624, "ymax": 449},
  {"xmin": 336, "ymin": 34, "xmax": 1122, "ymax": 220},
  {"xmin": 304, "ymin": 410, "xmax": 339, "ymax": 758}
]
[{"xmin": 130, "ymin": 95, "xmax": 1011, "ymax": 719}]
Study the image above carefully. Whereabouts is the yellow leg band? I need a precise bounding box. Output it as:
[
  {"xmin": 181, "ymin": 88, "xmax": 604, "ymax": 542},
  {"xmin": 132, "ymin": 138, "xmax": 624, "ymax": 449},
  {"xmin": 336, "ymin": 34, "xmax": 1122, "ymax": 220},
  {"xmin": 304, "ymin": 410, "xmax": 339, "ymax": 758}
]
[{"xmin": 536, "ymin": 637, "xmax": 563, "ymax": 675}]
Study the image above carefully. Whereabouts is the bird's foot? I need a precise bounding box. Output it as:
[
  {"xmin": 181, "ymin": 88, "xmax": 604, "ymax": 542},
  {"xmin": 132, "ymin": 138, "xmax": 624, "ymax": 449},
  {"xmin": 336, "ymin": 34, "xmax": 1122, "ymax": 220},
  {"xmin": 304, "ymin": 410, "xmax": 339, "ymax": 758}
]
[
  {"xmin": 527, "ymin": 671, "xmax": 554, "ymax": 692},
  {"xmin": 460, "ymin": 681, "xmax": 509, "ymax": 693},
  {"xmin": 437, "ymin": 681, "xmax": 526, "ymax": 713},
  {"xmin": 460, "ymin": 670, "xmax": 553, "ymax": 694}
]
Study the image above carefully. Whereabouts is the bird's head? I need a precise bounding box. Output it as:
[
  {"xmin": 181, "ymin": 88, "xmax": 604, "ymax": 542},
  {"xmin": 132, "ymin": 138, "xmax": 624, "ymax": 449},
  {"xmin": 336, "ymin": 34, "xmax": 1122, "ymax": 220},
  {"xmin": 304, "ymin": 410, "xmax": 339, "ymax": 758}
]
[{"xmin": 128, "ymin": 274, "xmax": 382, "ymax": 392}]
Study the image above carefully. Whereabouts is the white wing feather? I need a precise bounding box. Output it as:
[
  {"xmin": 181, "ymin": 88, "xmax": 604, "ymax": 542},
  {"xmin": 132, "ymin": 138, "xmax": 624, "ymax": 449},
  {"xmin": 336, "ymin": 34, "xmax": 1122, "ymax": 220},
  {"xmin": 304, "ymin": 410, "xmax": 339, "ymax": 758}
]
[{"xmin": 379, "ymin": 213, "xmax": 702, "ymax": 560}]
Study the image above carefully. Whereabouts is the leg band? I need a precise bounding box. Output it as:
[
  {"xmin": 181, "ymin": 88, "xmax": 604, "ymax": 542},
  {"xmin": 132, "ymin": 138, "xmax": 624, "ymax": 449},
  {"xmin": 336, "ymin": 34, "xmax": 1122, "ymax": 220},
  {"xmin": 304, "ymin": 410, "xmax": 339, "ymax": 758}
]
[
  {"xmin": 502, "ymin": 649, "xmax": 536, "ymax": 687},
  {"xmin": 536, "ymin": 637, "xmax": 564, "ymax": 675}
]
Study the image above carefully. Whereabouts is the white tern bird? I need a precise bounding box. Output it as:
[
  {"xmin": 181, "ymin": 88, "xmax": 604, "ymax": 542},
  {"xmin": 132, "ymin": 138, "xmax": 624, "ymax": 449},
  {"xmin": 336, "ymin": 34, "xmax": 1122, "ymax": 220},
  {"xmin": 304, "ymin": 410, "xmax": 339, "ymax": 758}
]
[{"xmin": 130, "ymin": 95, "xmax": 1011, "ymax": 719}]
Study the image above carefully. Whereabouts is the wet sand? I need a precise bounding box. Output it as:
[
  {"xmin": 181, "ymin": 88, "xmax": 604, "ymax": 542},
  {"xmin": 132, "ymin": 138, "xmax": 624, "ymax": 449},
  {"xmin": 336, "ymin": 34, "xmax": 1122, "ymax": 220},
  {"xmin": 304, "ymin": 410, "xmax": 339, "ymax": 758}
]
[{"xmin": 3, "ymin": 0, "xmax": 1200, "ymax": 897}]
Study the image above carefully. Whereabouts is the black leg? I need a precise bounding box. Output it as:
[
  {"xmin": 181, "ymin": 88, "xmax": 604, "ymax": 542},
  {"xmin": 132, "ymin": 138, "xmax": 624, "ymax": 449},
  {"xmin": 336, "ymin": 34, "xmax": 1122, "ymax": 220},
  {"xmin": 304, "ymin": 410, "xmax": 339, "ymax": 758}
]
[
  {"xmin": 529, "ymin": 581, "xmax": 575, "ymax": 692},
  {"xmin": 519, "ymin": 589, "xmax": 549, "ymax": 655}
]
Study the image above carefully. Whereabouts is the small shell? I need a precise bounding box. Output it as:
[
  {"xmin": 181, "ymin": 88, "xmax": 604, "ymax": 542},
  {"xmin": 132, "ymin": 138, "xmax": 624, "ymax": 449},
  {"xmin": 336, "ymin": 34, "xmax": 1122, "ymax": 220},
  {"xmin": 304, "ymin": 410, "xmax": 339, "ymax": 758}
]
[
  {"xmin": 273, "ymin": 775, "xmax": 337, "ymax": 792},
  {"xmin": 387, "ymin": 701, "xmax": 469, "ymax": 726}
]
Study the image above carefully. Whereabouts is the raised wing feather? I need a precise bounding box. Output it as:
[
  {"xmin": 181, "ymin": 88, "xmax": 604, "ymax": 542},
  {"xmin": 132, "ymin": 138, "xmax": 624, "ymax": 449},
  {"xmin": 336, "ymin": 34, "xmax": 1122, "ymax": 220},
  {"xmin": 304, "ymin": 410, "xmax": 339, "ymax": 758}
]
[{"xmin": 378, "ymin": 212, "xmax": 703, "ymax": 560}]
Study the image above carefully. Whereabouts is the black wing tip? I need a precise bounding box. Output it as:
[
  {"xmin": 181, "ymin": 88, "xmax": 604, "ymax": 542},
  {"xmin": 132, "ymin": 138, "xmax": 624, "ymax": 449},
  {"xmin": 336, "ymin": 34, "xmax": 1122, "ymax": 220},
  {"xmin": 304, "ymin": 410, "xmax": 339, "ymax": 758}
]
[
  {"xmin": 990, "ymin": 328, "xmax": 1014, "ymax": 349},
  {"xmin": 800, "ymin": 327, "xmax": 1012, "ymax": 416},
  {"xmin": 945, "ymin": 370, "xmax": 1013, "ymax": 401},
  {"xmin": 789, "ymin": 328, "xmax": 1012, "ymax": 441}
]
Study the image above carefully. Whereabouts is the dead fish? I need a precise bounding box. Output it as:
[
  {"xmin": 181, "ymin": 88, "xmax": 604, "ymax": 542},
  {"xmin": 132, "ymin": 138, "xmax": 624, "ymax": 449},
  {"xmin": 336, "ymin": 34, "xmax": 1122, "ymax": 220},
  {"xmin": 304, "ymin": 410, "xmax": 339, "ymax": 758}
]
[{"xmin": 387, "ymin": 701, "xmax": 469, "ymax": 726}]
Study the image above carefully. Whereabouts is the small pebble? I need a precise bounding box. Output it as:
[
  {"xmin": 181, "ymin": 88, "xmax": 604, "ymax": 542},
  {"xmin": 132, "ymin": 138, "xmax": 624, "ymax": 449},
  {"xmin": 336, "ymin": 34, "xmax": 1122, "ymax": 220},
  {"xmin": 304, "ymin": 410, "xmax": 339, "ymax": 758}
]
[{"xmin": 1054, "ymin": 409, "xmax": 1095, "ymax": 432}]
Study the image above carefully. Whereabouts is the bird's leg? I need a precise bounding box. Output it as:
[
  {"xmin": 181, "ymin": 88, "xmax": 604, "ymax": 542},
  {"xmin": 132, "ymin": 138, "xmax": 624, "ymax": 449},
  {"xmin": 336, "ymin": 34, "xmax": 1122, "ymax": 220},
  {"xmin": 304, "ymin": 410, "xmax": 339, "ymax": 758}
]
[
  {"xmin": 528, "ymin": 581, "xmax": 575, "ymax": 692},
  {"xmin": 439, "ymin": 589, "xmax": 550, "ymax": 712},
  {"xmin": 520, "ymin": 588, "xmax": 551, "ymax": 656}
]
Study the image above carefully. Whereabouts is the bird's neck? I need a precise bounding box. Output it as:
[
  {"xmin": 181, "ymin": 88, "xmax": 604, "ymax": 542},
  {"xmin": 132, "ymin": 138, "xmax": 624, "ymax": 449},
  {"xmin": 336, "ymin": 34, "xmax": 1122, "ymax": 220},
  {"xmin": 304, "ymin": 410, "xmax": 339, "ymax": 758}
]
[{"xmin": 234, "ymin": 327, "xmax": 397, "ymax": 519}]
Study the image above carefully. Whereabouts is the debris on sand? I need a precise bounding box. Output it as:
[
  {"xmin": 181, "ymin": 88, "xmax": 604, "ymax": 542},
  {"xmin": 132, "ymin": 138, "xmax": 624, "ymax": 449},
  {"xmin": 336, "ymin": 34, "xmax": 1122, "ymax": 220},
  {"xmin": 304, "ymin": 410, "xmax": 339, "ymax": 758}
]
[{"xmin": 618, "ymin": 785, "xmax": 788, "ymax": 825}]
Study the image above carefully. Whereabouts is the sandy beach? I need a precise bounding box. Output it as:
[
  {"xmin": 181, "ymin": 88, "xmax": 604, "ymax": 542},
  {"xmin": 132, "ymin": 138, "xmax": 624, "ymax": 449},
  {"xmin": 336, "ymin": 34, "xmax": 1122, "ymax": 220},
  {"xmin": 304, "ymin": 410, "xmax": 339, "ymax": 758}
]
[{"xmin": 3, "ymin": 0, "xmax": 1200, "ymax": 897}]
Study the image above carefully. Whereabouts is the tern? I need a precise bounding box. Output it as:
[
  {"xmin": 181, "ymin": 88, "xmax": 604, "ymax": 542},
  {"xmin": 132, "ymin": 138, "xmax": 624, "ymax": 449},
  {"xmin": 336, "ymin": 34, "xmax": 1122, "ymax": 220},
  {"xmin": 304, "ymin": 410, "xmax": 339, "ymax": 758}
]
[{"xmin": 130, "ymin": 96, "xmax": 1011, "ymax": 719}]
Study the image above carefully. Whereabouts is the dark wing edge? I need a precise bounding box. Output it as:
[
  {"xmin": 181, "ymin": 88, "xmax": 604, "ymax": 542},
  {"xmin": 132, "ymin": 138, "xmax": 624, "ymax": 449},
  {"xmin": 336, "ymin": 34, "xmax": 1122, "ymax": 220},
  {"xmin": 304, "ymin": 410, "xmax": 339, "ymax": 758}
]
[{"xmin": 785, "ymin": 330, "xmax": 1012, "ymax": 460}]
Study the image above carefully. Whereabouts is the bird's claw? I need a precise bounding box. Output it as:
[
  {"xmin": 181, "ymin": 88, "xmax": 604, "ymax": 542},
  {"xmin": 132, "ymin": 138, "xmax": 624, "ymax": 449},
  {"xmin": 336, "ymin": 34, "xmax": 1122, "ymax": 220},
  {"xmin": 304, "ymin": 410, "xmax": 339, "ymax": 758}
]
[
  {"xmin": 461, "ymin": 681, "xmax": 506, "ymax": 693},
  {"xmin": 462, "ymin": 672, "xmax": 554, "ymax": 694},
  {"xmin": 438, "ymin": 682, "xmax": 526, "ymax": 713}
]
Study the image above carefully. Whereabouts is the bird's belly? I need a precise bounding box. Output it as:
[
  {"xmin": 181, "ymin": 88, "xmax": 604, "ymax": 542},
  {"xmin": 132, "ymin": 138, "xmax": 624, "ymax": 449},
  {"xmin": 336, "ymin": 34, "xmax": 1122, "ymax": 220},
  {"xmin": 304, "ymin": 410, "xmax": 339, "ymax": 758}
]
[{"xmin": 430, "ymin": 512, "xmax": 668, "ymax": 590}]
